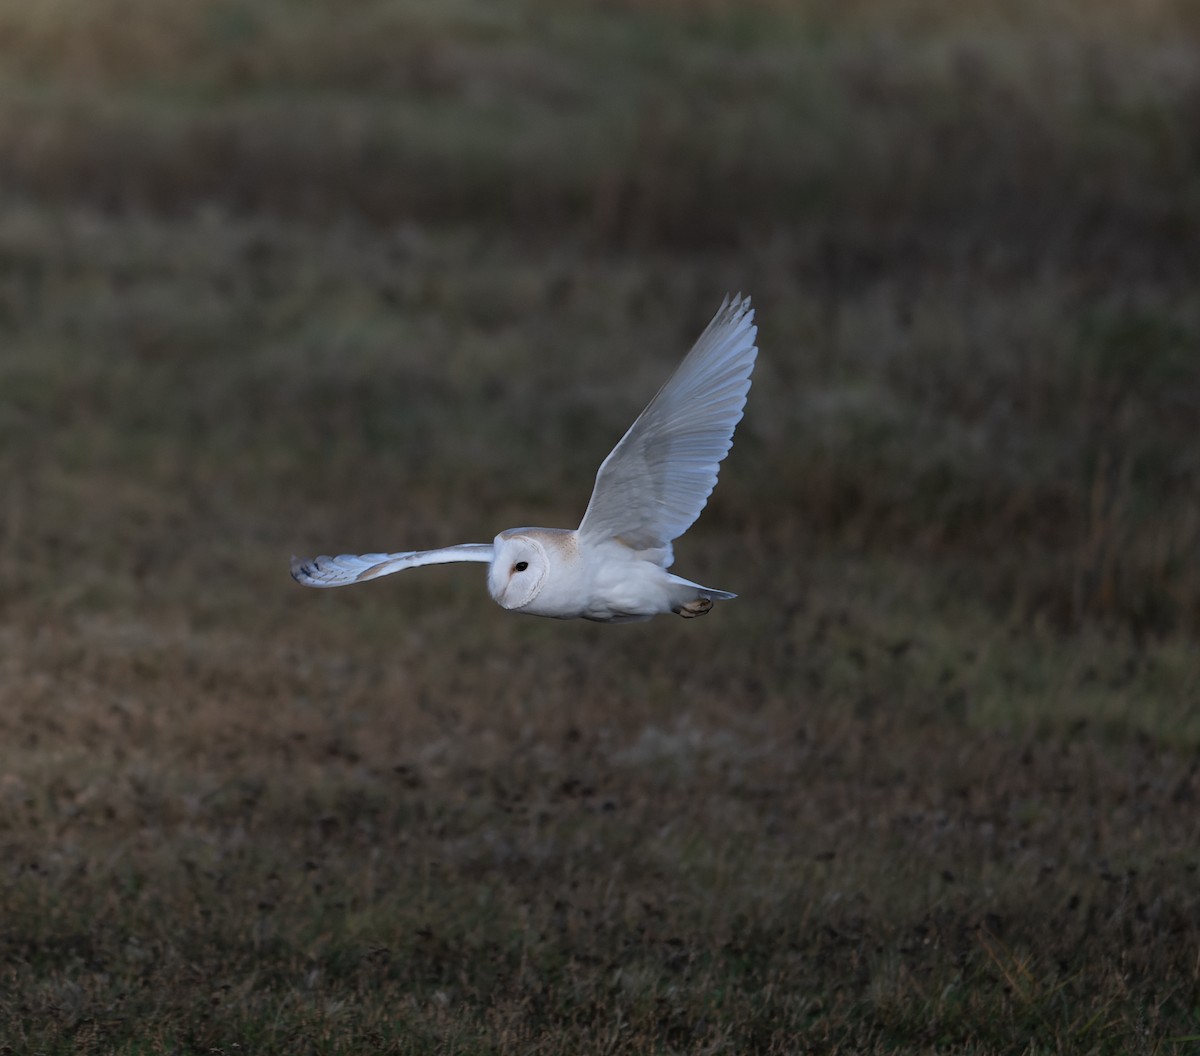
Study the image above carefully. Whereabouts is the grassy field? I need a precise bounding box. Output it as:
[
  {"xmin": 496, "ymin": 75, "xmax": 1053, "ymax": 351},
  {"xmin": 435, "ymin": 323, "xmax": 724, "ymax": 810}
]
[{"xmin": 1, "ymin": 0, "xmax": 1199, "ymax": 1052}]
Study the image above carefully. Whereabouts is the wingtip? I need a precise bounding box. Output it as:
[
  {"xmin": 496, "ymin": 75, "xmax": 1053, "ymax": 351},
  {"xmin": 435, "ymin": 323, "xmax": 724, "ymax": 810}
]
[
  {"xmin": 290, "ymin": 554, "xmax": 324, "ymax": 586},
  {"xmin": 720, "ymin": 291, "xmax": 754, "ymax": 324}
]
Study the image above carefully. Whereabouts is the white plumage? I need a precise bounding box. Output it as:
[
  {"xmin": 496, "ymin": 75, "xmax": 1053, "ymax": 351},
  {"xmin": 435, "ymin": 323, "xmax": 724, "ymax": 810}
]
[{"xmin": 291, "ymin": 295, "xmax": 758, "ymax": 622}]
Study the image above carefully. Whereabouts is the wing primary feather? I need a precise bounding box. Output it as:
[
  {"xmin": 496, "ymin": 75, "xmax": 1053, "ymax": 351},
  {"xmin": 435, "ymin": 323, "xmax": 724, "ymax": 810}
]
[
  {"xmin": 291, "ymin": 543, "xmax": 493, "ymax": 588},
  {"xmin": 576, "ymin": 294, "xmax": 758, "ymax": 552}
]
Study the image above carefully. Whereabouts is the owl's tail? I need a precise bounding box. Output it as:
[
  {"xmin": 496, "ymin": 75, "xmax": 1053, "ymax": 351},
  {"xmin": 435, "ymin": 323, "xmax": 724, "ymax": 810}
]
[{"xmin": 665, "ymin": 573, "xmax": 736, "ymax": 617}]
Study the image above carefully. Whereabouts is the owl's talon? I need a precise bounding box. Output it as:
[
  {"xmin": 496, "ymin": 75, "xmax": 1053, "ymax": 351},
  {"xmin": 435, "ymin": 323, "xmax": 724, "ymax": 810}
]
[{"xmin": 677, "ymin": 597, "xmax": 714, "ymax": 618}]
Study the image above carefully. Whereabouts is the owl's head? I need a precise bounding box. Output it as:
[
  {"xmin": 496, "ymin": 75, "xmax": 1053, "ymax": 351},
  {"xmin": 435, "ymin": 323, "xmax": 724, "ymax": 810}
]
[{"xmin": 488, "ymin": 532, "xmax": 549, "ymax": 610}]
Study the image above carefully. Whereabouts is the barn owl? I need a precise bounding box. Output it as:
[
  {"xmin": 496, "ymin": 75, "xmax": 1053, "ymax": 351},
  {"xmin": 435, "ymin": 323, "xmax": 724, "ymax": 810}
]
[{"xmin": 291, "ymin": 294, "xmax": 758, "ymax": 622}]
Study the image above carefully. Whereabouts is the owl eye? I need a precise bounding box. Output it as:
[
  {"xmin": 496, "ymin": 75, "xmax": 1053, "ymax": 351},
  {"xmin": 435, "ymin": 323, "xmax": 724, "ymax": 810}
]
[{"xmin": 514, "ymin": 561, "xmax": 529, "ymax": 572}]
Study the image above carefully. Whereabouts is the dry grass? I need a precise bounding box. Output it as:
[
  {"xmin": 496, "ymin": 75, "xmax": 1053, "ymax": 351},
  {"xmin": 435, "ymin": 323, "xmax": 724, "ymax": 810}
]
[{"xmin": 1, "ymin": 1, "xmax": 1199, "ymax": 1052}]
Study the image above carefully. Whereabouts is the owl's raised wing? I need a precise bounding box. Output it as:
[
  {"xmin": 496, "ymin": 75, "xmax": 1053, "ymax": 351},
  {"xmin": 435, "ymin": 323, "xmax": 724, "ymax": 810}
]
[
  {"xmin": 577, "ymin": 295, "xmax": 757, "ymax": 554},
  {"xmin": 291, "ymin": 543, "xmax": 493, "ymax": 588}
]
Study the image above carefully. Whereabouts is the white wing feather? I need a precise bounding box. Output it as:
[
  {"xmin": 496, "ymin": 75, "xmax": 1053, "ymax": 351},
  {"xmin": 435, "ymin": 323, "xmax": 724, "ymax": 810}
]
[
  {"xmin": 577, "ymin": 294, "xmax": 757, "ymax": 553},
  {"xmin": 291, "ymin": 543, "xmax": 493, "ymax": 588}
]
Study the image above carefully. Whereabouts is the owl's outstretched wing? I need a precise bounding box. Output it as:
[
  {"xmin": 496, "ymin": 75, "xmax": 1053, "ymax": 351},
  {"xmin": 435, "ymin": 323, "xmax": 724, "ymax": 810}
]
[
  {"xmin": 577, "ymin": 294, "xmax": 757, "ymax": 554},
  {"xmin": 291, "ymin": 543, "xmax": 493, "ymax": 588}
]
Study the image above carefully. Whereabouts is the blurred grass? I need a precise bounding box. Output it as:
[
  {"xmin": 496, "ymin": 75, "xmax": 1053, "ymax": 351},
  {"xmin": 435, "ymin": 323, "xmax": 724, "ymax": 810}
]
[{"xmin": 1, "ymin": 0, "xmax": 1199, "ymax": 1052}]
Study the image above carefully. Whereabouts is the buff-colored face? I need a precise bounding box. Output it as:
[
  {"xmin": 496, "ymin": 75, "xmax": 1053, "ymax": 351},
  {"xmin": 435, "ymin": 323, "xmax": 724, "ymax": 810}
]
[{"xmin": 487, "ymin": 534, "xmax": 549, "ymax": 610}]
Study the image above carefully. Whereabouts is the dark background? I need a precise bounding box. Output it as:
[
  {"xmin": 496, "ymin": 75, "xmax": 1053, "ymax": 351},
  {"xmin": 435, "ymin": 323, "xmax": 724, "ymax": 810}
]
[{"xmin": 1, "ymin": 2, "xmax": 1198, "ymax": 1051}]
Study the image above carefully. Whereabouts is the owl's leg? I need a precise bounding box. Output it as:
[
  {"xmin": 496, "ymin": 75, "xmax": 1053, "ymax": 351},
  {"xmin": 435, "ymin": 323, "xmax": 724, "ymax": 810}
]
[{"xmin": 675, "ymin": 596, "xmax": 713, "ymax": 618}]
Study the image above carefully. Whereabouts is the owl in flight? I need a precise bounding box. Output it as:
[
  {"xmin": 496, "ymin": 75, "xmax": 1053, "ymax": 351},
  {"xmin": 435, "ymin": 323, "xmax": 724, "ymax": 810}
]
[{"xmin": 291, "ymin": 295, "xmax": 758, "ymax": 622}]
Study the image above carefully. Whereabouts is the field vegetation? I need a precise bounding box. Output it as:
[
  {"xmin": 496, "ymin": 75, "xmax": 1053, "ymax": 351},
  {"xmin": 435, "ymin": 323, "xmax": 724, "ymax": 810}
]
[{"xmin": 1, "ymin": 0, "xmax": 1198, "ymax": 1051}]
